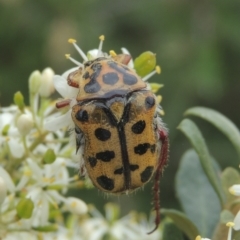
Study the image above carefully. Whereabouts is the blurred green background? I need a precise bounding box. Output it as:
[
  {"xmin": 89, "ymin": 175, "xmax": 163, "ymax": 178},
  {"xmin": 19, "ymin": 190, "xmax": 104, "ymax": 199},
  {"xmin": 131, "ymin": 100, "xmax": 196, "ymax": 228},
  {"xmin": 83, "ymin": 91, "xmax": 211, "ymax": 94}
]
[{"xmin": 1, "ymin": 0, "xmax": 240, "ymax": 218}]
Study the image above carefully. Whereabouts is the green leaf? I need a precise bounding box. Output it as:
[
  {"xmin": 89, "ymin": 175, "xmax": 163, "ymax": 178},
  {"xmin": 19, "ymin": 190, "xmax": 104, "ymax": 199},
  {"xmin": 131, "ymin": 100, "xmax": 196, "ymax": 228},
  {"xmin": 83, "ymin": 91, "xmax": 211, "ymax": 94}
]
[
  {"xmin": 134, "ymin": 51, "xmax": 156, "ymax": 77},
  {"xmin": 184, "ymin": 107, "xmax": 240, "ymax": 159},
  {"xmin": 161, "ymin": 209, "xmax": 199, "ymax": 239},
  {"xmin": 176, "ymin": 149, "xmax": 221, "ymax": 236},
  {"xmin": 162, "ymin": 221, "xmax": 184, "ymax": 240},
  {"xmin": 178, "ymin": 118, "xmax": 225, "ymax": 205}
]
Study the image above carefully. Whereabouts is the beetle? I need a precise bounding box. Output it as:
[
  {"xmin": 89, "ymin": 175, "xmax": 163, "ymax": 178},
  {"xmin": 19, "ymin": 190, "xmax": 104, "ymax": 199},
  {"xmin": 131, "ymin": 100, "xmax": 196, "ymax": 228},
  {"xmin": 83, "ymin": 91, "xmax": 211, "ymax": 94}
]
[{"xmin": 56, "ymin": 37, "xmax": 169, "ymax": 234}]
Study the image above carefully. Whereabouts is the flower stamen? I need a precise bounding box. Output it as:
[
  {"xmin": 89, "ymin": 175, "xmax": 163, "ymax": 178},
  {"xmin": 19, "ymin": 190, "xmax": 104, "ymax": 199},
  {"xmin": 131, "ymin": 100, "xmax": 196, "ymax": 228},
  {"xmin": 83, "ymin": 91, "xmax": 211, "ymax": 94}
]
[
  {"xmin": 226, "ymin": 222, "xmax": 234, "ymax": 240},
  {"xmin": 109, "ymin": 50, "xmax": 117, "ymax": 57},
  {"xmin": 97, "ymin": 35, "xmax": 105, "ymax": 57},
  {"xmin": 142, "ymin": 65, "xmax": 161, "ymax": 82},
  {"xmin": 68, "ymin": 38, "xmax": 88, "ymax": 61},
  {"xmin": 65, "ymin": 54, "xmax": 83, "ymax": 67}
]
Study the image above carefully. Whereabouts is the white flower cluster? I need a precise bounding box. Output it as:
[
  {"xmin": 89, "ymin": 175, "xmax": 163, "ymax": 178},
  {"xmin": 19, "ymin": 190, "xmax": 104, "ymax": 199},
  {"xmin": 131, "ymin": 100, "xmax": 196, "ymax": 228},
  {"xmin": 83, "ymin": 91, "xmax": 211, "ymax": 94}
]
[
  {"xmin": 196, "ymin": 183, "xmax": 240, "ymax": 240},
  {"xmin": 0, "ymin": 37, "xmax": 162, "ymax": 240},
  {"xmin": 0, "ymin": 68, "xmax": 89, "ymax": 239}
]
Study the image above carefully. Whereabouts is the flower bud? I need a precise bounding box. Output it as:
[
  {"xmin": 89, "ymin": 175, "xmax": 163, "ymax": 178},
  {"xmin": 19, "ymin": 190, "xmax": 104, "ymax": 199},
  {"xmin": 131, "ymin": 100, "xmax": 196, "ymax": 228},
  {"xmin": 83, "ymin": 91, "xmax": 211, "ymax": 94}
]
[
  {"xmin": 0, "ymin": 177, "xmax": 7, "ymax": 205},
  {"xmin": 16, "ymin": 114, "xmax": 34, "ymax": 136},
  {"xmin": 16, "ymin": 197, "xmax": 34, "ymax": 219},
  {"xmin": 43, "ymin": 148, "xmax": 56, "ymax": 164},
  {"xmin": 134, "ymin": 51, "xmax": 156, "ymax": 77},
  {"xmin": 13, "ymin": 91, "xmax": 25, "ymax": 111},
  {"xmin": 65, "ymin": 197, "xmax": 88, "ymax": 215},
  {"xmin": 2, "ymin": 124, "xmax": 10, "ymax": 136},
  {"xmin": 39, "ymin": 68, "xmax": 55, "ymax": 97},
  {"xmin": 29, "ymin": 70, "xmax": 41, "ymax": 94}
]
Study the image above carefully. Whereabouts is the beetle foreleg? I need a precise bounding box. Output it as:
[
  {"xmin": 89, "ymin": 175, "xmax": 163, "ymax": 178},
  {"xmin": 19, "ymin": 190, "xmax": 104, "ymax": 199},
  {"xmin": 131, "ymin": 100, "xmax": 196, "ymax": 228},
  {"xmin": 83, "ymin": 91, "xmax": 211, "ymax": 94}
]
[
  {"xmin": 56, "ymin": 99, "xmax": 72, "ymax": 109},
  {"xmin": 148, "ymin": 128, "xmax": 169, "ymax": 234}
]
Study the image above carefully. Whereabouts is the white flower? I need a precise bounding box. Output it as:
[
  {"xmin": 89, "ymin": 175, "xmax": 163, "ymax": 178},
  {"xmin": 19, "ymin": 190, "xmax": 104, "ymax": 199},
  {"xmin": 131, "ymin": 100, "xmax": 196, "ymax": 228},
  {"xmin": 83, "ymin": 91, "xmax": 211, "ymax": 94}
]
[
  {"xmin": 195, "ymin": 221, "xmax": 236, "ymax": 240},
  {"xmin": 229, "ymin": 184, "xmax": 240, "ymax": 196},
  {"xmin": 63, "ymin": 197, "xmax": 88, "ymax": 215},
  {"xmin": 43, "ymin": 65, "xmax": 80, "ymax": 132},
  {"xmin": 81, "ymin": 204, "xmax": 161, "ymax": 240},
  {"xmin": 195, "ymin": 236, "xmax": 211, "ymax": 240},
  {"xmin": 44, "ymin": 36, "xmax": 108, "ymax": 132},
  {"xmin": 0, "ymin": 167, "xmax": 15, "ymax": 193},
  {"xmin": 0, "ymin": 106, "xmax": 25, "ymax": 158},
  {"xmin": 2, "ymin": 231, "xmax": 38, "ymax": 240}
]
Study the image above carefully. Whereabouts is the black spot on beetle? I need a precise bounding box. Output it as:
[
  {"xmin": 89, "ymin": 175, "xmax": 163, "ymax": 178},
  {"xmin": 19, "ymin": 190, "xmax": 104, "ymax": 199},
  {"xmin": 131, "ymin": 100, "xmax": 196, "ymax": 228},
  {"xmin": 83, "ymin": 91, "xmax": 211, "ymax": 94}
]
[
  {"xmin": 95, "ymin": 128, "xmax": 111, "ymax": 141},
  {"xmin": 97, "ymin": 175, "xmax": 114, "ymax": 190},
  {"xmin": 134, "ymin": 143, "xmax": 150, "ymax": 155},
  {"xmin": 75, "ymin": 127, "xmax": 83, "ymax": 153},
  {"xmin": 84, "ymin": 62, "xmax": 102, "ymax": 93},
  {"xmin": 145, "ymin": 96, "xmax": 155, "ymax": 109},
  {"xmin": 96, "ymin": 151, "xmax": 115, "ymax": 162},
  {"xmin": 102, "ymin": 72, "xmax": 119, "ymax": 85},
  {"xmin": 107, "ymin": 61, "xmax": 137, "ymax": 85},
  {"xmin": 131, "ymin": 120, "xmax": 146, "ymax": 134},
  {"xmin": 88, "ymin": 157, "xmax": 97, "ymax": 167},
  {"xmin": 123, "ymin": 74, "xmax": 138, "ymax": 85},
  {"xmin": 150, "ymin": 144, "xmax": 156, "ymax": 153},
  {"xmin": 75, "ymin": 110, "xmax": 88, "ymax": 122},
  {"xmin": 130, "ymin": 165, "xmax": 139, "ymax": 171},
  {"xmin": 107, "ymin": 61, "xmax": 121, "ymax": 71},
  {"xmin": 91, "ymin": 62, "xmax": 102, "ymax": 71},
  {"xmin": 84, "ymin": 79, "xmax": 101, "ymax": 93},
  {"xmin": 141, "ymin": 166, "xmax": 154, "ymax": 183},
  {"xmin": 82, "ymin": 71, "xmax": 90, "ymax": 79},
  {"xmin": 114, "ymin": 167, "xmax": 123, "ymax": 175}
]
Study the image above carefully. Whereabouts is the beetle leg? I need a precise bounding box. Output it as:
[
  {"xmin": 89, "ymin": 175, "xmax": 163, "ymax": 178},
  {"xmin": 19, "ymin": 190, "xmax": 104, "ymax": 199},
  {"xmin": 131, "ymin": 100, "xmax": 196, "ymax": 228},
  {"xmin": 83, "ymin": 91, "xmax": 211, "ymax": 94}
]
[
  {"xmin": 148, "ymin": 128, "xmax": 169, "ymax": 234},
  {"xmin": 56, "ymin": 99, "xmax": 72, "ymax": 109}
]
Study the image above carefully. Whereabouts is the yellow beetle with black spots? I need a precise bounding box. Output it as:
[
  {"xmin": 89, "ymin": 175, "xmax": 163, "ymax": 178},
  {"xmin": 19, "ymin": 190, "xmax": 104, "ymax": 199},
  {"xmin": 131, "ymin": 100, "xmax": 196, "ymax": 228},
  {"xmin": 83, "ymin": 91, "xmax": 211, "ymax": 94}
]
[{"xmin": 56, "ymin": 37, "xmax": 169, "ymax": 234}]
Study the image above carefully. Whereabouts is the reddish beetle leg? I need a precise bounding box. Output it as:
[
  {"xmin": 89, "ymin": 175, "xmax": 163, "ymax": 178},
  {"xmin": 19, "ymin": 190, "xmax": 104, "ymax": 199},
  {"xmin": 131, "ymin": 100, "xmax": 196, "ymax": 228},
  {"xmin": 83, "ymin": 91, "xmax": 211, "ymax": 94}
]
[
  {"xmin": 56, "ymin": 99, "xmax": 72, "ymax": 109},
  {"xmin": 148, "ymin": 128, "xmax": 169, "ymax": 234}
]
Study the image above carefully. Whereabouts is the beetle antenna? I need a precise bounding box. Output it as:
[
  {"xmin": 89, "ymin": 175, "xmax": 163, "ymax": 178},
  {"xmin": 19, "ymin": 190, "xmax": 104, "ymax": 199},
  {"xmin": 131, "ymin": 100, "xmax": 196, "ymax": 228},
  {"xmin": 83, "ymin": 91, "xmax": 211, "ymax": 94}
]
[
  {"xmin": 147, "ymin": 129, "xmax": 169, "ymax": 234},
  {"xmin": 142, "ymin": 66, "xmax": 161, "ymax": 82}
]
